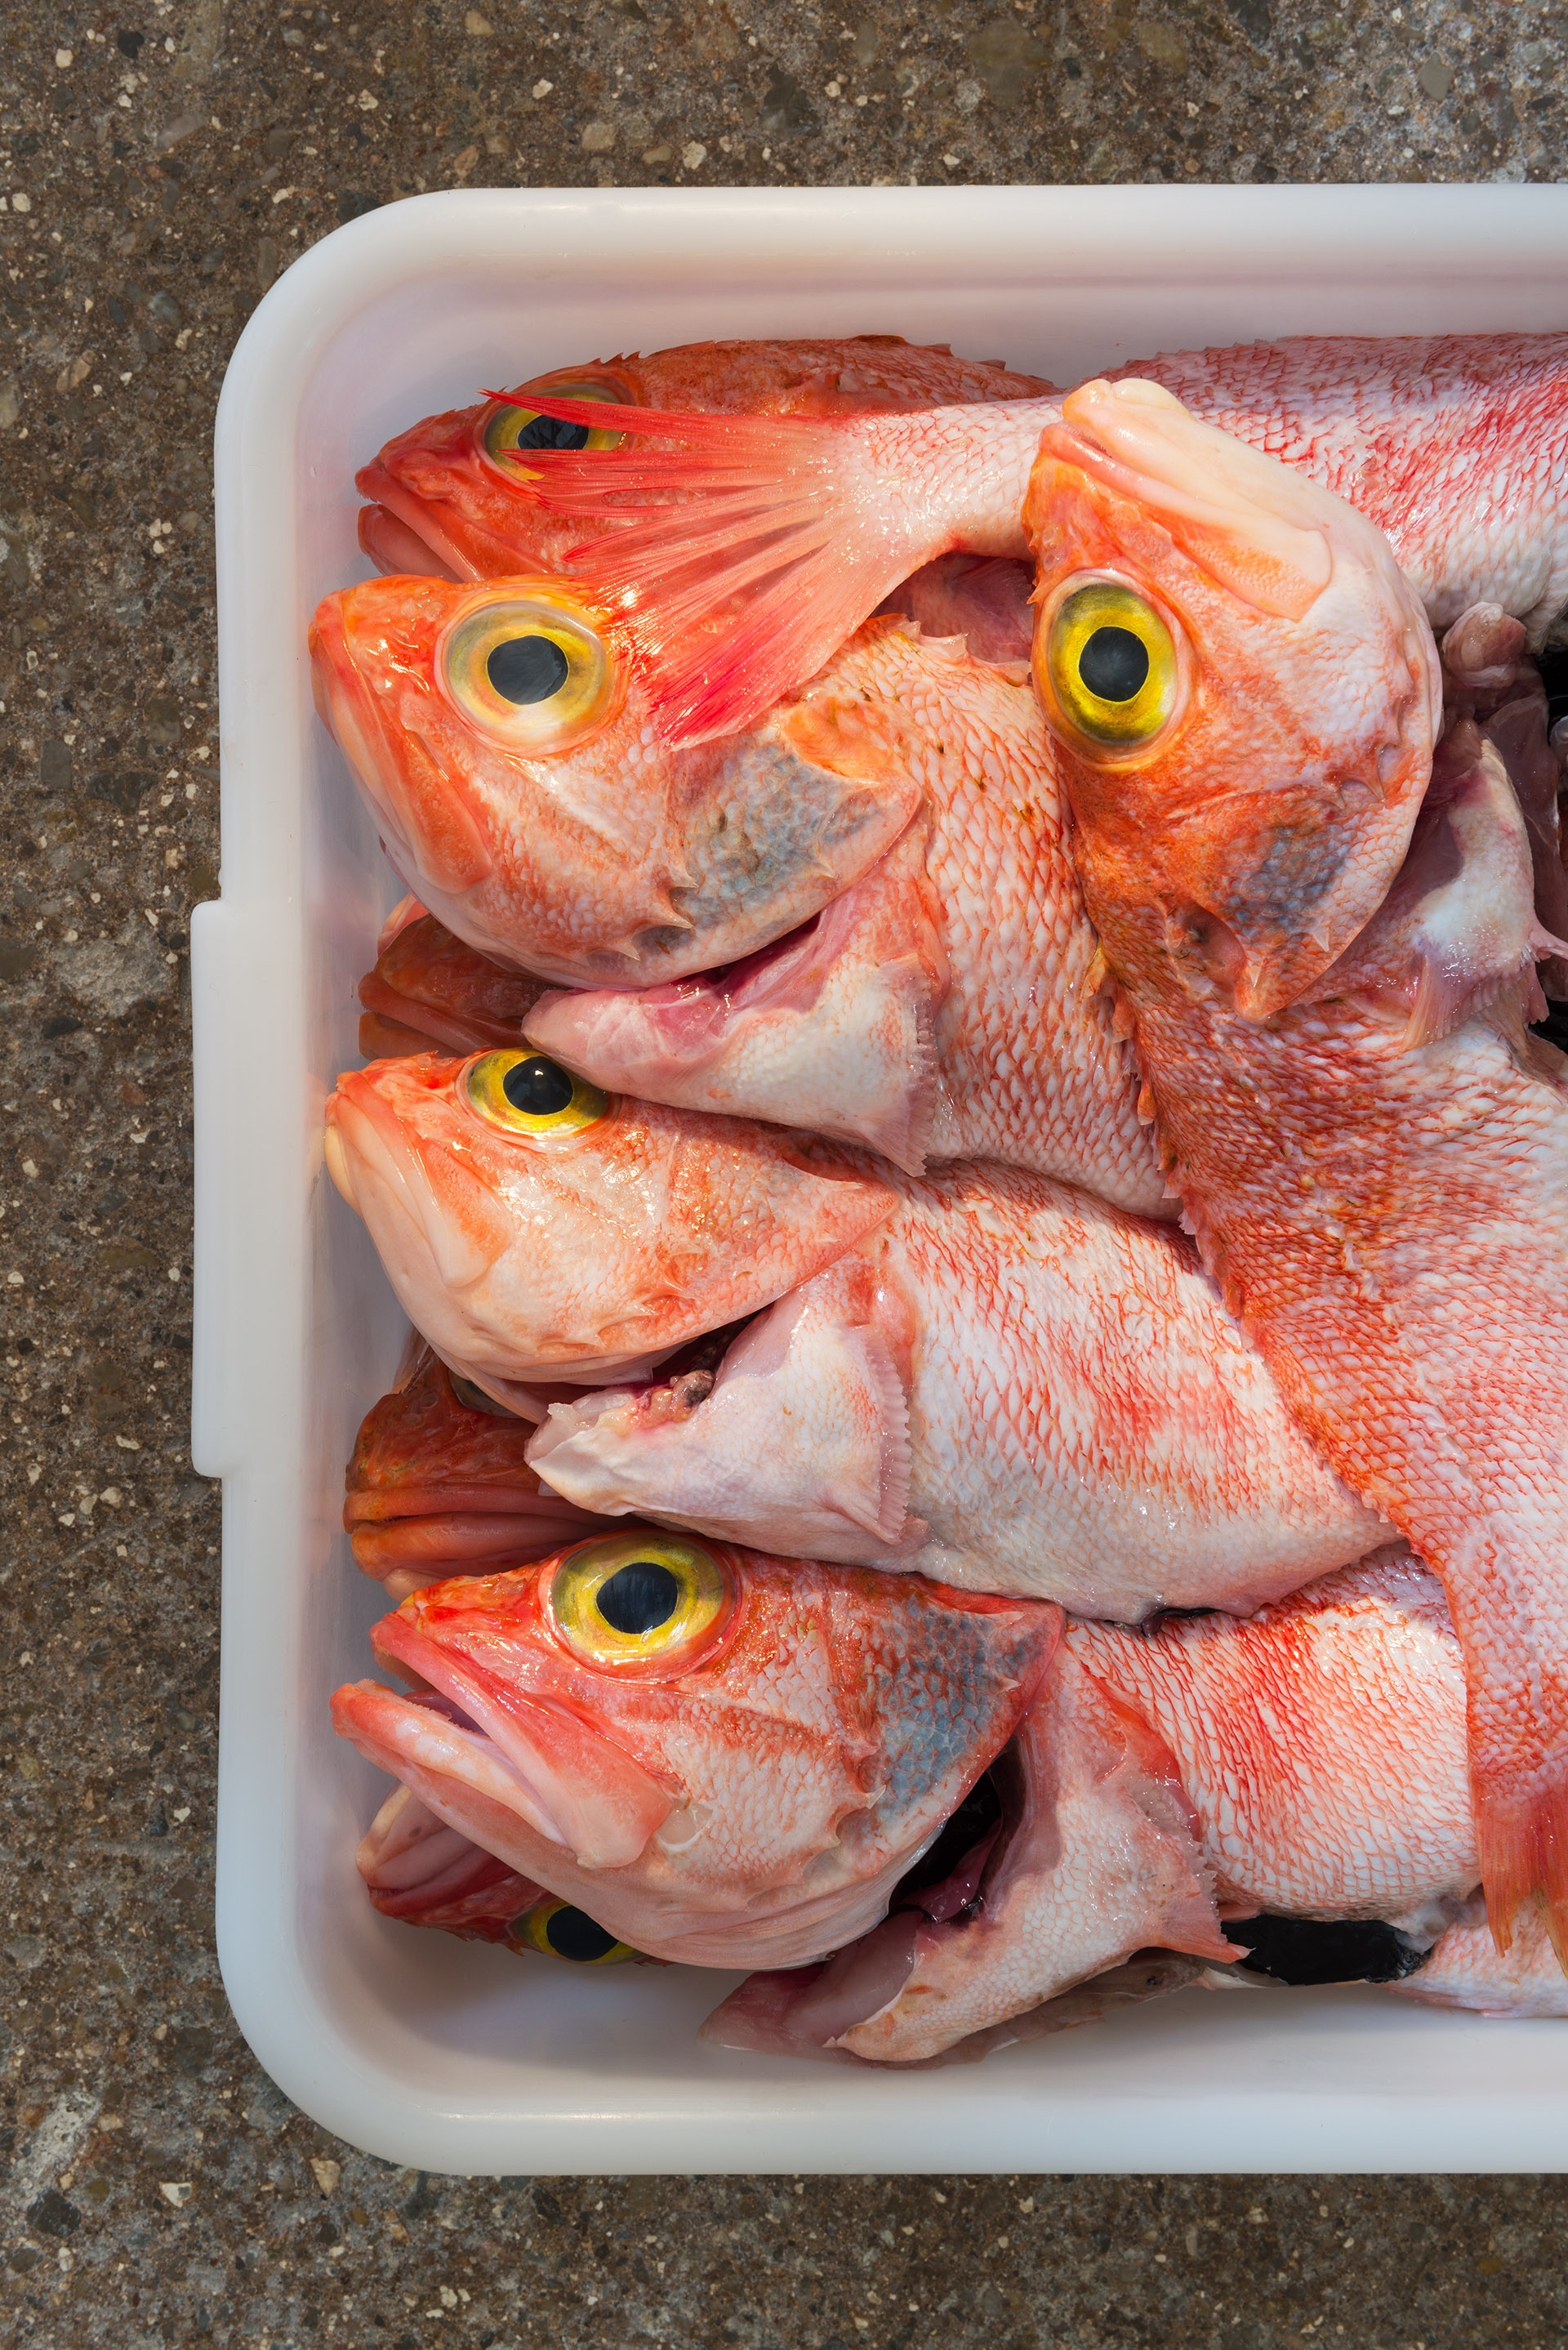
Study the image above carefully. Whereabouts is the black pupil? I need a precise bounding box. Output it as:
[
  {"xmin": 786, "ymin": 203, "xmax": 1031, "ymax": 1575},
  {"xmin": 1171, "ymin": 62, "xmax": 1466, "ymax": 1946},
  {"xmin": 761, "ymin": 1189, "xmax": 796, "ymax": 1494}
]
[
  {"xmin": 1078, "ymin": 625, "xmax": 1151, "ymax": 703},
  {"xmin": 596, "ymin": 1559, "xmax": 680, "ymax": 1636},
  {"xmin": 487, "ymin": 633, "xmax": 570, "ymax": 706},
  {"xmin": 501, "ymin": 1055, "xmax": 575, "ymax": 1117},
  {"xmin": 511, "ymin": 412, "xmax": 594, "ymax": 453},
  {"xmin": 543, "ymin": 1906, "xmax": 620, "ymax": 1963}
]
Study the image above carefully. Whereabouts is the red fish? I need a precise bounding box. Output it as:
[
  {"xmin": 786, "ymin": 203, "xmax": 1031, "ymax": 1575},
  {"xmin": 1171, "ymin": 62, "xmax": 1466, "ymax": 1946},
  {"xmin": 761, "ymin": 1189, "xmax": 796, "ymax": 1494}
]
[
  {"xmin": 355, "ymin": 334, "xmax": 1054, "ymax": 582},
  {"xmin": 504, "ymin": 332, "xmax": 1568, "ymax": 742},
  {"xmin": 348, "ymin": 617, "xmax": 1173, "ymax": 1206},
  {"xmin": 310, "ymin": 570, "xmax": 924, "ymax": 988},
  {"xmin": 1022, "ymin": 376, "xmax": 1568, "ymax": 1958},
  {"xmin": 334, "ymin": 1545, "xmax": 1546, "ymax": 2065},
  {"xmin": 322, "ymin": 1046, "xmax": 896, "ymax": 1408},
  {"xmin": 343, "ymin": 1341, "xmax": 613, "ymax": 1598},
  {"xmin": 331, "ymin": 1536, "xmax": 1059, "ymax": 1968}
]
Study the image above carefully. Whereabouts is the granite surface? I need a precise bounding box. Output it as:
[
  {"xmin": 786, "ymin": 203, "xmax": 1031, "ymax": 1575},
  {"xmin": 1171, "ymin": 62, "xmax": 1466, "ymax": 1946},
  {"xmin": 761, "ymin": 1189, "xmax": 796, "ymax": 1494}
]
[{"xmin": 4, "ymin": 0, "xmax": 1568, "ymax": 2342}]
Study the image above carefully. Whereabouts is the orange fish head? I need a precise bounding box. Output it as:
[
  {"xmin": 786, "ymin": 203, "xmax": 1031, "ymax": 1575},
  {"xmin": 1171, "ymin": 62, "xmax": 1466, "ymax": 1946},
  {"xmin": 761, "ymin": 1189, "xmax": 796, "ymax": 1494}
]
[
  {"xmin": 310, "ymin": 572, "xmax": 921, "ymax": 986},
  {"xmin": 331, "ymin": 1539, "xmax": 1061, "ymax": 1967},
  {"xmin": 1024, "ymin": 377, "xmax": 1442, "ymax": 1020},
  {"xmin": 354, "ymin": 365, "xmax": 644, "ymax": 580},
  {"xmin": 323, "ymin": 1047, "xmax": 898, "ymax": 1398}
]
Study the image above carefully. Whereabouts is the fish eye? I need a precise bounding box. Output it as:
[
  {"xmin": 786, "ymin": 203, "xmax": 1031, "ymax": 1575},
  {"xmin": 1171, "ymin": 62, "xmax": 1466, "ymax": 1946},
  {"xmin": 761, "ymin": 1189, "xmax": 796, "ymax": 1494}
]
[
  {"xmin": 480, "ymin": 376, "xmax": 630, "ymax": 465},
  {"xmin": 462, "ymin": 1049, "xmax": 612, "ymax": 1143},
  {"xmin": 1040, "ymin": 576, "xmax": 1181, "ymax": 753},
  {"xmin": 439, "ymin": 586, "xmax": 621, "ymax": 753},
  {"xmin": 509, "ymin": 1896, "xmax": 639, "ymax": 1965},
  {"xmin": 546, "ymin": 1532, "xmax": 734, "ymax": 1672}
]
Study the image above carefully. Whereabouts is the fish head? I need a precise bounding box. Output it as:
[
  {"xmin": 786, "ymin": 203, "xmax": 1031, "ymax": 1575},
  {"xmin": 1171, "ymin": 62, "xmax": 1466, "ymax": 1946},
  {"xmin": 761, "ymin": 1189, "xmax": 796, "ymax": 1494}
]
[
  {"xmin": 310, "ymin": 573, "xmax": 921, "ymax": 984},
  {"xmin": 1024, "ymin": 377, "xmax": 1441, "ymax": 1018},
  {"xmin": 323, "ymin": 1046, "xmax": 898, "ymax": 1395},
  {"xmin": 355, "ymin": 365, "xmax": 644, "ymax": 581},
  {"xmin": 332, "ymin": 1539, "xmax": 1060, "ymax": 1965}
]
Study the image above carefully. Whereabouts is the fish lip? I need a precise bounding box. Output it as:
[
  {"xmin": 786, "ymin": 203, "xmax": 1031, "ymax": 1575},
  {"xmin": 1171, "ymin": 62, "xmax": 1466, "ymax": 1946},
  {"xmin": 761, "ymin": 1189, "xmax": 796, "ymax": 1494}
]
[
  {"xmin": 526, "ymin": 905, "xmax": 826, "ymax": 1045},
  {"xmin": 375, "ymin": 1608, "xmax": 675, "ymax": 1866},
  {"xmin": 353, "ymin": 460, "xmax": 485, "ymax": 584}
]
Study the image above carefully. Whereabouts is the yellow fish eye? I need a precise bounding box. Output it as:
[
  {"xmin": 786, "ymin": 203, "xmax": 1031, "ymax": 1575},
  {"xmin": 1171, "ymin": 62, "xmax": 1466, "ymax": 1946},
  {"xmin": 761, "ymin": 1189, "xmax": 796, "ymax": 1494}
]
[
  {"xmin": 509, "ymin": 1897, "xmax": 639, "ymax": 1965},
  {"xmin": 546, "ymin": 1532, "xmax": 734, "ymax": 1672},
  {"xmin": 462, "ymin": 1049, "xmax": 612, "ymax": 1142},
  {"xmin": 439, "ymin": 587, "xmax": 621, "ymax": 754},
  {"xmin": 481, "ymin": 378, "xmax": 629, "ymax": 464},
  {"xmin": 1042, "ymin": 577, "xmax": 1180, "ymax": 752}
]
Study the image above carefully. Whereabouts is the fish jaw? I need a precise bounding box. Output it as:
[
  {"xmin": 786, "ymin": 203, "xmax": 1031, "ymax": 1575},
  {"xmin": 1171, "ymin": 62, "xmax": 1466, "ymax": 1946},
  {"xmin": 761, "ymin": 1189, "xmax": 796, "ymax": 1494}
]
[
  {"xmin": 355, "ymin": 1781, "xmax": 550, "ymax": 1930},
  {"xmin": 1024, "ymin": 377, "xmax": 1441, "ymax": 1020},
  {"xmin": 528, "ymin": 1246, "xmax": 924, "ymax": 1564},
  {"xmin": 324, "ymin": 1054, "xmax": 897, "ymax": 1388},
  {"xmin": 523, "ymin": 820, "xmax": 950, "ymax": 1175},
  {"xmin": 331, "ymin": 1550, "xmax": 1060, "ymax": 1967},
  {"xmin": 310, "ymin": 573, "xmax": 920, "ymax": 985}
]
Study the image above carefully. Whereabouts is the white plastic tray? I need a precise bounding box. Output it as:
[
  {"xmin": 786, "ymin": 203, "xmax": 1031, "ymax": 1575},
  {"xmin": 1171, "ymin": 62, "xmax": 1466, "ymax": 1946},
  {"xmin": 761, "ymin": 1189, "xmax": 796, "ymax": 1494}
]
[{"xmin": 195, "ymin": 183, "xmax": 1568, "ymax": 2174}]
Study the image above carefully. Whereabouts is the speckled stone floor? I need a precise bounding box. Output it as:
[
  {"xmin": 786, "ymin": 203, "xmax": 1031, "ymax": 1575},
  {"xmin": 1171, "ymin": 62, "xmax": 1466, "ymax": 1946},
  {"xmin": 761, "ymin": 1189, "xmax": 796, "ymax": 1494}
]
[{"xmin": 4, "ymin": 2, "xmax": 1568, "ymax": 2343}]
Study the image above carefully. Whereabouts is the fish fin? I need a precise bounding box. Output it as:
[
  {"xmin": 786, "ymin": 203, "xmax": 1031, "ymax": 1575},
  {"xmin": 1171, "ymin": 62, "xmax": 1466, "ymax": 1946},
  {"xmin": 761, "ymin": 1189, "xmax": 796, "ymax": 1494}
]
[
  {"xmin": 512, "ymin": 394, "xmax": 947, "ymax": 744},
  {"xmin": 1473, "ymin": 1769, "xmax": 1568, "ymax": 1969}
]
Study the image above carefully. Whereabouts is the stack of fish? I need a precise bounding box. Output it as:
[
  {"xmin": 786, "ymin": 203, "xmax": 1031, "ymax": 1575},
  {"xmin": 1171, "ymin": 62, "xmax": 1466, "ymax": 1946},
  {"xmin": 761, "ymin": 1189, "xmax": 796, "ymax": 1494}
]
[{"xmin": 310, "ymin": 329, "xmax": 1568, "ymax": 2065}]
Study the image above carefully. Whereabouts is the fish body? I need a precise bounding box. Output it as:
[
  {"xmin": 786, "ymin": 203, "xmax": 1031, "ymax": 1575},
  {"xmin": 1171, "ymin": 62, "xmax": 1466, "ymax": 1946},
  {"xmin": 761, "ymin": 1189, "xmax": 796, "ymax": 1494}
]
[
  {"xmin": 1022, "ymin": 377, "xmax": 1568, "ymax": 1954},
  {"xmin": 323, "ymin": 1047, "xmax": 897, "ymax": 1408},
  {"xmin": 335, "ymin": 1545, "xmax": 1519, "ymax": 2063},
  {"xmin": 526, "ymin": 1157, "xmax": 1390, "ymax": 1618},
  {"xmin": 310, "ymin": 573, "xmax": 921, "ymax": 986},
  {"xmin": 510, "ymin": 332, "xmax": 1568, "ymax": 742},
  {"xmin": 355, "ymin": 336, "xmax": 1054, "ymax": 583}
]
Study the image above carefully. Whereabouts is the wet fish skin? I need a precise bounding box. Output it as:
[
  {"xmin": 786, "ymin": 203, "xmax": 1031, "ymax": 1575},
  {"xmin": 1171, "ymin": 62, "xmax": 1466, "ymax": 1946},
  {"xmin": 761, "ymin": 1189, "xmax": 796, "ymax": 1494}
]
[{"xmin": 1023, "ymin": 377, "xmax": 1568, "ymax": 1956}]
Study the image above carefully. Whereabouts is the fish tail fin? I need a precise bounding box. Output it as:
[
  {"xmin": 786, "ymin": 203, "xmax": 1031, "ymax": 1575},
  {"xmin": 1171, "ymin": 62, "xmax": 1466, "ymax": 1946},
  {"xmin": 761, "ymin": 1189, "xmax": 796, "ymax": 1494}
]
[
  {"xmin": 506, "ymin": 394, "xmax": 954, "ymax": 743},
  {"xmin": 1474, "ymin": 1764, "xmax": 1568, "ymax": 1969}
]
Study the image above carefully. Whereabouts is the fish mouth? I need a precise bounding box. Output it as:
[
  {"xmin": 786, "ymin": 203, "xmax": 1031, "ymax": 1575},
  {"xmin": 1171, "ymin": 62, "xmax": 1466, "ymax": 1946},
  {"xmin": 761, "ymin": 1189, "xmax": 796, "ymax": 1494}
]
[
  {"xmin": 336, "ymin": 1609, "xmax": 675, "ymax": 1871},
  {"xmin": 354, "ymin": 462, "xmax": 482, "ymax": 584}
]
